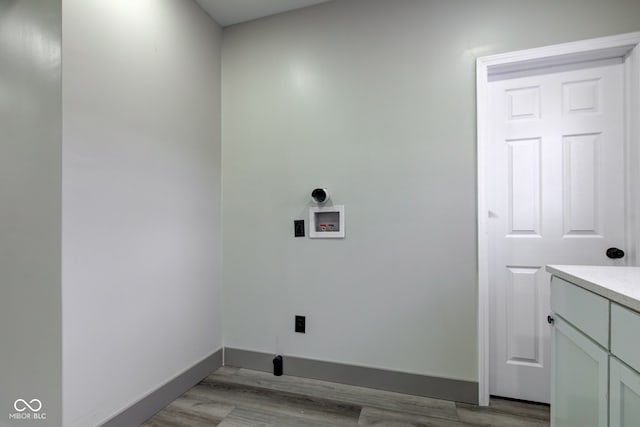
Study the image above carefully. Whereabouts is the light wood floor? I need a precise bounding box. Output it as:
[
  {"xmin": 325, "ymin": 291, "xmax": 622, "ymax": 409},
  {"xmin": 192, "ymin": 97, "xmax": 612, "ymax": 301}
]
[{"xmin": 142, "ymin": 366, "xmax": 550, "ymax": 426}]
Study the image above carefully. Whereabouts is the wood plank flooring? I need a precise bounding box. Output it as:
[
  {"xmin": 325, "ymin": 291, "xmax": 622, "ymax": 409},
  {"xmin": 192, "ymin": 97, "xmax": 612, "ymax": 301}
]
[{"xmin": 142, "ymin": 367, "xmax": 550, "ymax": 426}]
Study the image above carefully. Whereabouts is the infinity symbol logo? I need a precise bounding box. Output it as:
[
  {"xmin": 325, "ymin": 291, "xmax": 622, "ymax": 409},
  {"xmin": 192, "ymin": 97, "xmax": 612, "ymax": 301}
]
[{"xmin": 14, "ymin": 399, "xmax": 42, "ymax": 412}]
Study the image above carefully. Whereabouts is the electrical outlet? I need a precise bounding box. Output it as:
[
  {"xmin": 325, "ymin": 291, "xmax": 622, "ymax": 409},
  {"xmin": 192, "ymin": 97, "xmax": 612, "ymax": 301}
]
[
  {"xmin": 295, "ymin": 315, "xmax": 306, "ymax": 333},
  {"xmin": 294, "ymin": 220, "xmax": 305, "ymax": 237}
]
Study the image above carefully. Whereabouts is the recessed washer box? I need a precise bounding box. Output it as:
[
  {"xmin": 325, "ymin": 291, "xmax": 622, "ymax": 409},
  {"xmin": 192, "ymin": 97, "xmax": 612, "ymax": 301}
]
[{"xmin": 309, "ymin": 205, "xmax": 345, "ymax": 238}]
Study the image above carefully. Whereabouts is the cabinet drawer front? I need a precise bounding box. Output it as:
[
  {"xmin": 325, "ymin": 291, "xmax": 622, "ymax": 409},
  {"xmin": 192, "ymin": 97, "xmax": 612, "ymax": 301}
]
[
  {"xmin": 611, "ymin": 303, "xmax": 640, "ymax": 373},
  {"xmin": 551, "ymin": 276, "xmax": 609, "ymax": 348}
]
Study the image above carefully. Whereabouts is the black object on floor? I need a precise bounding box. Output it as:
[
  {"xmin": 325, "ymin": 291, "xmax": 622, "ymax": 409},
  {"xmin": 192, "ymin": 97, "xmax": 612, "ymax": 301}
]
[{"xmin": 273, "ymin": 355, "xmax": 283, "ymax": 376}]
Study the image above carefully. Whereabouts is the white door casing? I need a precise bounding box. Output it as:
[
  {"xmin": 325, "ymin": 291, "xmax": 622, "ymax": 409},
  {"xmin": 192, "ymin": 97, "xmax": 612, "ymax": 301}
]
[{"xmin": 477, "ymin": 32, "xmax": 640, "ymax": 406}]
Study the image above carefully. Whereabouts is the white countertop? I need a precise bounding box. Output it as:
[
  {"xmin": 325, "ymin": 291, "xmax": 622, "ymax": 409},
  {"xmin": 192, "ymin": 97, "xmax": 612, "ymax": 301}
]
[{"xmin": 547, "ymin": 265, "xmax": 640, "ymax": 313}]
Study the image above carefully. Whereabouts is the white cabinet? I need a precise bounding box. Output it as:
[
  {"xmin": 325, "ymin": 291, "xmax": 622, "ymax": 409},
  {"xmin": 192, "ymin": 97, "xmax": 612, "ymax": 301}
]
[
  {"xmin": 551, "ymin": 316, "xmax": 608, "ymax": 427},
  {"xmin": 611, "ymin": 303, "xmax": 640, "ymax": 373},
  {"xmin": 610, "ymin": 357, "xmax": 640, "ymax": 427},
  {"xmin": 550, "ymin": 270, "xmax": 640, "ymax": 427}
]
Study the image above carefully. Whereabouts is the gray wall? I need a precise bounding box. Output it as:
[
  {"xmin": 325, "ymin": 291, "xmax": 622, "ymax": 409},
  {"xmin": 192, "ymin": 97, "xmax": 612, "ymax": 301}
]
[
  {"xmin": 0, "ymin": 1, "xmax": 62, "ymax": 426},
  {"xmin": 62, "ymin": 1, "xmax": 222, "ymax": 425},
  {"xmin": 222, "ymin": 0, "xmax": 640, "ymax": 382}
]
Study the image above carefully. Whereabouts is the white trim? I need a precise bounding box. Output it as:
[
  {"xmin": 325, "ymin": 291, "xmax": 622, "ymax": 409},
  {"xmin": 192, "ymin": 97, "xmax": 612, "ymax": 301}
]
[
  {"xmin": 479, "ymin": 32, "xmax": 640, "ymax": 74},
  {"xmin": 625, "ymin": 51, "xmax": 633, "ymax": 265},
  {"xmin": 476, "ymin": 57, "xmax": 491, "ymax": 407},
  {"xmin": 476, "ymin": 31, "xmax": 640, "ymax": 406},
  {"xmin": 626, "ymin": 45, "xmax": 640, "ymax": 266}
]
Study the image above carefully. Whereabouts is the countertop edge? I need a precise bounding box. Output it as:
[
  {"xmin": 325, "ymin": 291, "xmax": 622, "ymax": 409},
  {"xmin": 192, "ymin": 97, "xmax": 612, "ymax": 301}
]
[{"xmin": 546, "ymin": 265, "xmax": 640, "ymax": 313}]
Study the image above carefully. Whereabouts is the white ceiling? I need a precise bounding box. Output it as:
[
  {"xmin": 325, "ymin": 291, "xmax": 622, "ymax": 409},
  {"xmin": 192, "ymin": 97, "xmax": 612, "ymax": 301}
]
[{"xmin": 195, "ymin": 0, "xmax": 332, "ymax": 27}]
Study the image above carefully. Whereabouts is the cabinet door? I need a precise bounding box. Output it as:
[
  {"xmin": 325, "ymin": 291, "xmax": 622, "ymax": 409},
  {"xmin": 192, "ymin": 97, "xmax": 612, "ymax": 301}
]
[
  {"xmin": 551, "ymin": 316, "xmax": 608, "ymax": 427},
  {"xmin": 610, "ymin": 357, "xmax": 640, "ymax": 427}
]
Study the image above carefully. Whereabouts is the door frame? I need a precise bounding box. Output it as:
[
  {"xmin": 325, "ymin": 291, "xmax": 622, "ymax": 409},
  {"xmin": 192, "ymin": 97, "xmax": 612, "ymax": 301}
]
[{"xmin": 476, "ymin": 32, "xmax": 640, "ymax": 406}]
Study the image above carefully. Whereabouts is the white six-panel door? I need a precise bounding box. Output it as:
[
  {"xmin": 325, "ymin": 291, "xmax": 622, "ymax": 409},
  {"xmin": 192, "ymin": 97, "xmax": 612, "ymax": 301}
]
[{"xmin": 488, "ymin": 59, "xmax": 626, "ymax": 403}]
